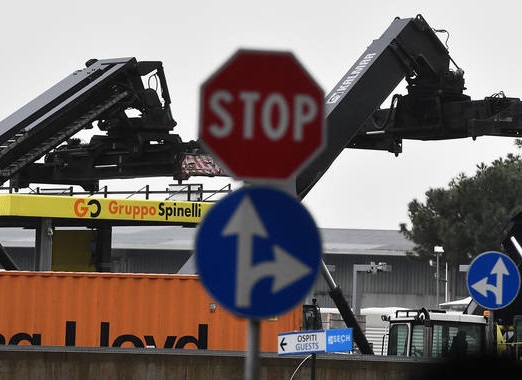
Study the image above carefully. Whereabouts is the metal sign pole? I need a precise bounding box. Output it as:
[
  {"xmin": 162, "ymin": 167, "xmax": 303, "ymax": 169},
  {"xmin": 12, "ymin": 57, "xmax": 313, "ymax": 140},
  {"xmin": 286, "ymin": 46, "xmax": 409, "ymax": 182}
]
[{"xmin": 245, "ymin": 318, "xmax": 260, "ymax": 380}]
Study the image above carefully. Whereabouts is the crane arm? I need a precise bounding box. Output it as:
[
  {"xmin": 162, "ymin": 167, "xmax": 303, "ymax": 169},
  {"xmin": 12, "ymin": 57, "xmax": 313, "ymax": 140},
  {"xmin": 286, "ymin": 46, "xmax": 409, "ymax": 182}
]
[
  {"xmin": 0, "ymin": 57, "xmax": 226, "ymax": 192},
  {"xmin": 295, "ymin": 15, "xmax": 522, "ymax": 199}
]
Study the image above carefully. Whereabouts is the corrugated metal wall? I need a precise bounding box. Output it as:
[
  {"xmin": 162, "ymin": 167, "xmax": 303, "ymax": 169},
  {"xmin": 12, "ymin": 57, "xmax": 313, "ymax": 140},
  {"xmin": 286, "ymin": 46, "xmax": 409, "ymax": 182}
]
[
  {"xmin": 111, "ymin": 249, "xmax": 190, "ymax": 273},
  {"xmin": 313, "ymin": 254, "xmax": 469, "ymax": 310}
]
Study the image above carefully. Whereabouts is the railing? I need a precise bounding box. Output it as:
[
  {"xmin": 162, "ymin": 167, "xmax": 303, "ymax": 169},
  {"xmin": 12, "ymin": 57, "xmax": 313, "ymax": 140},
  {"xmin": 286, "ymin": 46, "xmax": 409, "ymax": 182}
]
[{"xmin": 0, "ymin": 182, "xmax": 233, "ymax": 202}]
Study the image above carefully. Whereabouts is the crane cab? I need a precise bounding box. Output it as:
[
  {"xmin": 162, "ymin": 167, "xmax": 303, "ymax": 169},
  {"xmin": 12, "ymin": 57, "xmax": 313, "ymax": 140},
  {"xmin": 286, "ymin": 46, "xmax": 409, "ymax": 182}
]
[{"xmin": 383, "ymin": 308, "xmax": 487, "ymax": 358}]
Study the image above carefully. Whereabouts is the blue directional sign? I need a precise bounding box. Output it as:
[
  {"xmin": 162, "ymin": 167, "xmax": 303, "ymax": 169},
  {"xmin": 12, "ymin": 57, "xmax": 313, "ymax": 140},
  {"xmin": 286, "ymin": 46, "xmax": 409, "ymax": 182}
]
[
  {"xmin": 467, "ymin": 251, "xmax": 521, "ymax": 310},
  {"xmin": 195, "ymin": 186, "xmax": 322, "ymax": 319},
  {"xmin": 278, "ymin": 330, "xmax": 326, "ymax": 355},
  {"xmin": 278, "ymin": 328, "xmax": 353, "ymax": 355},
  {"xmin": 325, "ymin": 328, "xmax": 353, "ymax": 352}
]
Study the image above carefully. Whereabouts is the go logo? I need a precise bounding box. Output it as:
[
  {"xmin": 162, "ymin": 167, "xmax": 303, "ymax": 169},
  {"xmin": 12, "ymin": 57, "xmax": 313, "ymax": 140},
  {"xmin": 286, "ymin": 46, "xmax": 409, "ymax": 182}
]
[{"xmin": 74, "ymin": 199, "xmax": 101, "ymax": 218}]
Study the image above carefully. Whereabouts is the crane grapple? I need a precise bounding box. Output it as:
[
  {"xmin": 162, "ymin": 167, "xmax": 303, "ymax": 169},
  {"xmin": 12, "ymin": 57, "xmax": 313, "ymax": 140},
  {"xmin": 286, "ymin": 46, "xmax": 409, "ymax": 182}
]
[{"xmin": 0, "ymin": 57, "xmax": 225, "ymax": 192}]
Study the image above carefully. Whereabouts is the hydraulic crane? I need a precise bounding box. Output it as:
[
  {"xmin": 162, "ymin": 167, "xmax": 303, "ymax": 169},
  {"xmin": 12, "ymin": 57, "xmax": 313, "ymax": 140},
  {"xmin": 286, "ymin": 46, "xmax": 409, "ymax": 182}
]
[
  {"xmin": 293, "ymin": 14, "xmax": 522, "ymax": 354},
  {"xmin": 0, "ymin": 58, "xmax": 225, "ymax": 192},
  {"xmin": 295, "ymin": 14, "xmax": 522, "ymax": 200}
]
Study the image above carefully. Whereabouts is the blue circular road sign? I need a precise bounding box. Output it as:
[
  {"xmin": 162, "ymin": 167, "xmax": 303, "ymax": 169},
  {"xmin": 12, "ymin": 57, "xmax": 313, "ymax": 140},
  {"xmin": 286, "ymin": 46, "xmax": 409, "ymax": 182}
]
[
  {"xmin": 467, "ymin": 251, "xmax": 521, "ymax": 310},
  {"xmin": 195, "ymin": 186, "xmax": 322, "ymax": 319}
]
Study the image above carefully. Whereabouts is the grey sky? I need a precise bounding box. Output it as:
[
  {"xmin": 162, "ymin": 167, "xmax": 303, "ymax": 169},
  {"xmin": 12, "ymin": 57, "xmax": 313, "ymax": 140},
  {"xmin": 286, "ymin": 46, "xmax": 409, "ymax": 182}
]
[{"xmin": 1, "ymin": 1, "xmax": 519, "ymax": 230}]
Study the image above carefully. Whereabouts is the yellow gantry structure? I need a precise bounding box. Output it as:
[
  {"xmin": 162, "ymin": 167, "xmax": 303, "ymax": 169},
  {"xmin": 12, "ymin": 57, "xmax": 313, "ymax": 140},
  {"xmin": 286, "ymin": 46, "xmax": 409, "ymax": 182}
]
[
  {"xmin": 0, "ymin": 194, "xmax": 215, "ymax": 271},
  {"xmin": 0, "ymin": 194, "xmax": 213, "ymax": 226}
]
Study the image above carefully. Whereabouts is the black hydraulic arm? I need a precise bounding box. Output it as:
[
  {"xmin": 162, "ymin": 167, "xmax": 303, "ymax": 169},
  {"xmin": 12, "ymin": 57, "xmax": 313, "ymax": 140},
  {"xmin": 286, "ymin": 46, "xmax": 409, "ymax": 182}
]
[
  {"xmin": 295, "ymin": 14, "xmax": 462, "ymax": 199},
  {"xmin": 0, "ymin": 58, "xmax": 141, "ymax": 185},
  {"xmin": 351, "ymin": 89, "xmax": 522, "ymax": 152},
  {"xmin": 295, "ymin": 14, "xmax": 522, "ymax": 200},
  {"xmin": 320, "ymin": 262, "xmax": 373, "ymax": 354},
  {"xmin": 8, "ymin": 59, "xmax": 225, "ymax": 191},
  {"xmin": 0, "ymin": 57, "xmax": 182, "ymax": 191}
]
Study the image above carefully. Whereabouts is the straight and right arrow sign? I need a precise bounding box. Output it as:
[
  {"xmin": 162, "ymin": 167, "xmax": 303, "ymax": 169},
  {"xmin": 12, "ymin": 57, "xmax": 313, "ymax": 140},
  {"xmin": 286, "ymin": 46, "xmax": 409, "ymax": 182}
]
[
  {"xmin": 195, "ymin": 186, "xmax": 322, "ymax": 319},
  {"xmin": 467, "ymin": 251, "xmax": 521, "ymax": 310}
]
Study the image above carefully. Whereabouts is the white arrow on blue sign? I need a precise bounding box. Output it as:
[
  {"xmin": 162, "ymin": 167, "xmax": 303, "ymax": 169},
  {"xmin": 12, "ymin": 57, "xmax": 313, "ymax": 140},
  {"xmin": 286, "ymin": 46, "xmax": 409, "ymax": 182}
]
[
  {"xmin": 467, "ymin": 251, "xmax": 521, "ymax": 310},
  {"xmin": 195, "ymin": 186, "xmax": 322, "ymax": 319}
]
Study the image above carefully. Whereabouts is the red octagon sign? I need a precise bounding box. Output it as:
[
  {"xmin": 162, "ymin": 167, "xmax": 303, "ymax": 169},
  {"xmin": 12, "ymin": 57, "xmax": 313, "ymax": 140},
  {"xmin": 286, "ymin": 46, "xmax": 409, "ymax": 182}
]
[{"xmin": 199, "ymin": 49, "xmax": 325, "ymax": 181}]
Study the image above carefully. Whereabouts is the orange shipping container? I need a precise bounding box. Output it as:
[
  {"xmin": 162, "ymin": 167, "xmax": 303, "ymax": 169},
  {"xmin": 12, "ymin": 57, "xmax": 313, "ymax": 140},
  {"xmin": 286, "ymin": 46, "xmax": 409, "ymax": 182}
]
[{"xmin": 0, "ymin": 271, "xmax": 302, "ymax": 352}]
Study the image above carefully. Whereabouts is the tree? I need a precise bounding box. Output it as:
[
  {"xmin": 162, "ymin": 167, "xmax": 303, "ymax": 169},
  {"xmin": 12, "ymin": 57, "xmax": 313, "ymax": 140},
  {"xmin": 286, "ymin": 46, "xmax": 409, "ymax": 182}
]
[{"xmin": 400, "ymin": 152, "xmax": 522, "ymax": 265}]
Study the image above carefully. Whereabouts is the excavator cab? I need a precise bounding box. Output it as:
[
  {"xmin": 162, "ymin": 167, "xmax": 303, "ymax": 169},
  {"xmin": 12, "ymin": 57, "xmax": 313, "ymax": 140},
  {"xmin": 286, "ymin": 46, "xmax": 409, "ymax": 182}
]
[{"xmin": 384, "ymin": 308, "xmax": 487, "ymax": 358}]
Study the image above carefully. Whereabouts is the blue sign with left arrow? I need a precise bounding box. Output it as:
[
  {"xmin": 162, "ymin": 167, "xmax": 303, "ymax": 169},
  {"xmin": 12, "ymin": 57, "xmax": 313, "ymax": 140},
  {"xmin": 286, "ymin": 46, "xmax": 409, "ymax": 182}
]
[
  {"xmin": 278, "ymin": 328, "xmax": 353, "ymax": 355},
  {"xmin": 195, "ymin": 186, "xmax": 322, "ymax": 319},
  {"xmin": 467, "ymin": 251, "xmax": 521, "ymax": 310}
]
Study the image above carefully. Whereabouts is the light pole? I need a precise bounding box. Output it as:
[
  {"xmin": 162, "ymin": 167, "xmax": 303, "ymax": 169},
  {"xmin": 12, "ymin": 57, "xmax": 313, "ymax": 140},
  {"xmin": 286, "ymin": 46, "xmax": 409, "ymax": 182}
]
[
  {"xmin": 434, "ymin": 246, "xmax": 444, "ymax": 307},
  {"xmin": 445, "ymin": 261, "xmax": 448, "ymax": 303}
]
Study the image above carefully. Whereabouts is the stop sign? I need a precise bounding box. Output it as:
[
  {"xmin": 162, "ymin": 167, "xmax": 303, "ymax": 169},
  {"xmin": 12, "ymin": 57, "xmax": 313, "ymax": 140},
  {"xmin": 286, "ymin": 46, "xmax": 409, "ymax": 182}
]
[{"xmin": 199, "ymin": 49, "xmax": 325, "ymax": 181}]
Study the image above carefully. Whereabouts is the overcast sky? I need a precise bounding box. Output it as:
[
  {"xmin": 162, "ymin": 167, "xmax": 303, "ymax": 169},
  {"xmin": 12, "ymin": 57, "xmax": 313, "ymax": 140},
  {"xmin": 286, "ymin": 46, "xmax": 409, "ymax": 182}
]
[{"xmin": 1, "ymin": 1, "xmax": 520, "ymax": 230}]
